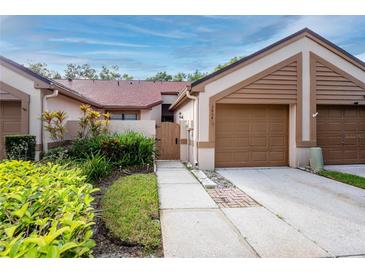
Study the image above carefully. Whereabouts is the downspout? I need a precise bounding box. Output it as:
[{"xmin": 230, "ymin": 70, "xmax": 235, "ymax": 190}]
[
  {"xmin": 186, "ymin": 87, "xmax": 199, "ymax": 167},
  {"xmin": 42, "ymin": 89, "xmax": 59, "ymax": 153}
]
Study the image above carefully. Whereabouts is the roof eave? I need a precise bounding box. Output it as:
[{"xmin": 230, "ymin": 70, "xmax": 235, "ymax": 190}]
[
  {"xmin": 103, "ymin": 100, "xmax": 163, "ymax": 110},
  {"xmin": 189, "ymin": 28, "xmax": 365, "ymax": 91}
]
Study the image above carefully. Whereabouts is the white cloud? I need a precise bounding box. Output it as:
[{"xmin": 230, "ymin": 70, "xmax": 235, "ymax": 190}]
[
  {"xmin": 121, "ymin": 23, "xmax": 193, "ymax": 39},
  {"xmin": 48, "ymin": 37, "xmax": 149, "ymax": 48},
  {"xmin": 356, "ymin": 52, "xmax": 365, "ymax": 61}
]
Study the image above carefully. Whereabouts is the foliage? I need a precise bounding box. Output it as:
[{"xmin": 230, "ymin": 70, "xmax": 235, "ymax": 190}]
[
  {"xmin": 41, "ymin": 146, "xmax": 71, "ymax": 163},
  {"xmin": 78, "ymin": 105, "xmax": 110, "ymax": 139},
  {"xmin": 146, "ymin": 71, "xmax": 173, "ymax": 81},
  {"xmin": 27, "ymin": 55, "xmax": 243, "ymax": 82},
  {"xmin": 102, "ymin": 174, "xmax": 160, "ymax": 251},
  {"xmin": 27, "ymin": 63, "xmax": 61, "ymax": 79},
  {"xmin": 172, "ymin": 72, "xmax": 187, "ymax": 81},
  {"xmin": 213, "ymin": 56, "xmax": 243, "ymax": 71},
  {"xmin": 70, "ymin": 132, "xmax": 155, "ymax": 167},
  {"xmin": 319, "ymin": 170, "xmax": 365, "ymax": 189},
  {"xmin": 64, "ymin": 64, "xmax": 98, "ymax": 80},
  {"xmin": 0, "ymin": 160, "xmax": 97, "ymax": 257},
  {"xmin": 186, "ymin": 69, "xmax": 208, "ymax": 81},
  {"xmin": 80, "ymin": 154, "xmax": 113, "ymax": 182},
  {"xmin": 115, "ymin": 132, "xmax": 155, "ymax": 166},
  {"xmin": 121, "ymin": 73, "xmax": 133, "ymax": 80},
  {"xmin": 41, "ymin": 111, "xmax": 67, "ymax": 142},
  {"xmin": 70, "ymin": 135, "xmax": 107, "ymax": 159},
  {"xmin": 99, "ymin": 65, "xmax": 121, "ymax": 80},
  {"xmin": 5, "ymin": 135, "xmax": 36, "ymax": 161}
]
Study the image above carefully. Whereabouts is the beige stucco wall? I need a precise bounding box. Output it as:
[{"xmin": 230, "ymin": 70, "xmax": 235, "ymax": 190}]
[
  {"xmin": 189, "ymin": 36, "xmax": 365, "ymax": 170},
  {"xmin": 141, "ymin": 104, "xmax": 161, "ymax": 123},
  {"xmin": 0, "ymin": 64, "xmax": 43, "ymax": 158},
  {"xmin": 45, "ymin": 94, "xmax": 86, "ymax": 143},
  {"xmin": 173, "ymin": 100, "xmax": 195, "ymax": 163},
  {"xmin": 66, "ymin": 120, "xmax": 156, "ymax": 140},
  {"xmin": 47, "ymin": 94, "xmax": 84, "ymax": 120},
  {"xmin": 162, "ymin": 94, "xmax": 178, "ymax": 104}
]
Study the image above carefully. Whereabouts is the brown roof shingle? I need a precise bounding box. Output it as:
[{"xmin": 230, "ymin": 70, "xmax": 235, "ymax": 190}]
[{"xmin": 55, "ymin": 79, "xmax": 188, "ymax": 109}]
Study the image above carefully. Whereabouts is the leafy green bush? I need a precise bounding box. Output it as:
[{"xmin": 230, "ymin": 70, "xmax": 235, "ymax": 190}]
[
  {"xmin": 115, "ymin": 132, "xmax": 155, "ymax": 166},
  {"xmin": 0, "ymin": 160, "xmax": 97, "ymax": 258},
  {"xmin": 41, "ymin": 146, "xmax": 71, "ymax": 163},
  {"xmin": 81, "ymin": 153, "xmax": 113, "ymax": 182},
  {"xmin": 70, "ymin": 135, "xmax": 108, "ymax": 158},
  {"xmin": 5, "ymin": 135, "xmax": 36, "ymax": 161},
  {"xmin": 70, "ymin": 132, "xmax": 155, "ymax": 167}
]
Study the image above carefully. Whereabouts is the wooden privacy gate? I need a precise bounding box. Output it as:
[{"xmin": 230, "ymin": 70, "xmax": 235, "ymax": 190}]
[{"xmin": 156, "ymin": 122, "xmax": 180, "ymax": 160}]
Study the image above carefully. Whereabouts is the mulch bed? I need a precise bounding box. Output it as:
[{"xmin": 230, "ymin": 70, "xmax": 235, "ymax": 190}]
[{"xmin": 91, "ymin": 165, "xmax": 163, "ymax": 258}]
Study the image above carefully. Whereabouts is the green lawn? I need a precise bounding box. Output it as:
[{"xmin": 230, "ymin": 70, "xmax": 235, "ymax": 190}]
[
  {"xmin": 102, "ymin": 173, "xmax": 161, "ymax": 252},
  {"xmin": 318, "ymin": 170, "xmax": 365, "ymax": 189}
]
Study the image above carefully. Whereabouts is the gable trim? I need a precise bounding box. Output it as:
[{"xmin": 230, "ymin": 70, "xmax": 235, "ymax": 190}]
[
  {"xmin": 190, "ymin": 29, "xmax": 365, "ymax": 92},
  {"xmin": 207, "ymin": 53, "xmax": 302, "ymax": 146}
]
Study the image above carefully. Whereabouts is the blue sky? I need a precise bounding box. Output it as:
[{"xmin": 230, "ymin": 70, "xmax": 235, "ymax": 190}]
[{"xmin": 0, "ymin": 16, "xmax": 365, "ymax": 79}]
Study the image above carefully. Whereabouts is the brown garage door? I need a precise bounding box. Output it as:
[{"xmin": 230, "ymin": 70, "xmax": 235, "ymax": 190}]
[
  {"xmin": 0, "ymin": 101, "xmax": 22, "ymax": 159},
  {"xmin": 215, "ymin": 104, "xmax": 289, "ymax": 167},
  {"xmin": 317, "ymin": 105, "xmax": 365, "ymax": 164}
]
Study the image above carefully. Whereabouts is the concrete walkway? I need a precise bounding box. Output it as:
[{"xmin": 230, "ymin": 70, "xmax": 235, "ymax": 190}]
[
  {"xmin": 325, "ymin": 164, "xmax": 365, "ymax": 178},
  {"xmin": 157, "ymin": 161, "xmax": 331, "ymax": 258},
  {"xmin": 157, "ymin": 161, "xmax": 257, "ymax": 258}
]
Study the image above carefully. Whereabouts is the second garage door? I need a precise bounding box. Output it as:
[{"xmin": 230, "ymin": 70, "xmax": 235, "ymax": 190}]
[
  {"xmin": 215, "ymin": 104, "xmax": 289, "ymax": 167},
  {"xmin": 317, "ymin": 105, "xmax": 365, "ymax": 164}
]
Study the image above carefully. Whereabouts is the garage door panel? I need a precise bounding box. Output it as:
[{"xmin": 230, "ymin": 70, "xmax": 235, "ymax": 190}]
[
  {"xmin": 251, "ymin": 151, "xmax": 267, "ymax": 161},
  {"xmin": 270, "ymin": 122, "xmax": 286, "ymax": 133},
  {"xmin": 343, "ymin": 150, "xmax": 358, "ymax": 161},
  {"xmin": 251, "ymin": 122, "xmax": 267, "ymax": 134},
  {"xmin": 269, "ymin": 151, "xmax": 286, "ymax": 162},
  {"xmin": 359, "ymin": 150, "xmax": 365, "ymax": 158},
  {"xmin": 215, "ymin": 104, "xmax": 288, "ymax": 167},
  {"xmin": 318, "ymin": 136, "xmax": 342, "ymax": 146},
  {"xmin": 233, "ymin": 151, "xmax": 249, "ymax": 162},
  {"xmin": 343, "ymin": 136, "xmax": 357, "ymax": 145},
  {"xmin": 270, "ymin": 136, "xmax": 286, "ymax": 146},
  {"xmin": 317, "ymin": 105, "xmax": 365, "ymax": 164},
  {"xmin": 343, "ymin": 123, "xmax": 358, "ymax": 131},
  {"xmin": 0, "ymin": 101, "xmax": 22, "ymax": 159},
  {"xmin": 250, "ymin": 136, "xmax": 267, "ymax": 147}
]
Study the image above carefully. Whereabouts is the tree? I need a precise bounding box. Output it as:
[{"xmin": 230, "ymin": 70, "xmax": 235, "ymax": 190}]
[
  {"xmin": 146, "ymin": 71, "xmax": 173, "ymax": 81},
  {"xmin": 27, "ymin": 63, "xmax": 61, "ymax": 79},
  {"xmin": 214, "ymin": 56, "xmax": 243, "ymax": 72},
  {"xmin": 64, "ymin": 64, "xmax": 98, "ymax": 79},
  {"xmin": 64, "ymin": 64, "xmax": 82, "ymax": 79},
  {"xmin": 173, "ymin": 72, "xmax": 187, "ymax": 81},
  {"xmin": 121, "ymin": 73, "xmax": 133, "ymax": 80},
  {"xmin": 99, "ymin": 65, "xmax": 121, "ymax": 80},
  {"xmin": 187, "ymin": 70, "xmax": 208, "ymax": 81},
  {"xmin": 80, "ymin": 64, "xmax": 98, "ymax": 79}
]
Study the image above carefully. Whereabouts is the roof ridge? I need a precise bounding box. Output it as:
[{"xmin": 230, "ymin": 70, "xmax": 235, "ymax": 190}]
[
  {"xmin": 191, "ymin": 27, "xmax": 365, "ymax": 87},
  {"xmin": 55, "ymin": 78, "xmax": 189, "ymax": 83}
]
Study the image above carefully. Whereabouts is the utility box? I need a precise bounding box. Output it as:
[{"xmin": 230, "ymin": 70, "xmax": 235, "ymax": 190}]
[{"xmin": 310, "ymin": 147, "xmax": 324, "ymax": 172}]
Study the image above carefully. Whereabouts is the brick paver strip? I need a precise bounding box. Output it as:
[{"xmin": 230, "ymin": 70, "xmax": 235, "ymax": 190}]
[{"xmin": 207, "ymin": 187, "xmax": 260, "ymax": 208}]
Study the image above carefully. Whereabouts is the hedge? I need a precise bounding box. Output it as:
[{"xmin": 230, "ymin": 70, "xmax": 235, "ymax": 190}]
[
  {"xmin": 0, "ymin": 160, "xmax": 97, "ymax": 258},
  {"xmin": 5, "ymin": 135, "xmax": 36, "ymax": 161}
]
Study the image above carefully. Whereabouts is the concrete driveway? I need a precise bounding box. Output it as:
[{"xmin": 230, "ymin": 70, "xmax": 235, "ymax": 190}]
[
  {"xmin": 217, "ymin": 167, "xmax": 365, "ymax": 257},
  {"xmin": 325, "ymin": 164, "xmax": 365, "ymax": 178}
]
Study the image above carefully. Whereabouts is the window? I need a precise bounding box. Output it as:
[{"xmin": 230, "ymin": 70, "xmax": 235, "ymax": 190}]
[
  {"xmin": 161, "ymin": 104, "xmax": 174, "ymax": 122},
  {"xmin": 110, "ymin": 112, "xmax": 138, "ymax": 120}
]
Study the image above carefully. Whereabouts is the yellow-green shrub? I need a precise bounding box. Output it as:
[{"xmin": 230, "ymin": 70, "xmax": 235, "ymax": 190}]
[{"xmin": 0, "ymin": 160, "xmax": 98, "ymax": 258}]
